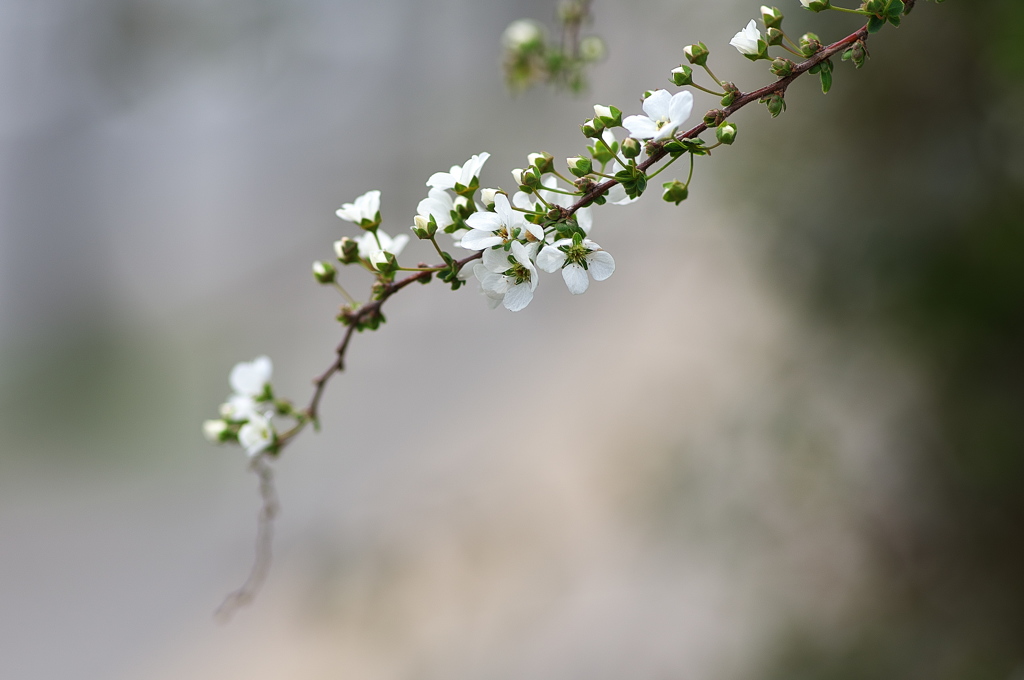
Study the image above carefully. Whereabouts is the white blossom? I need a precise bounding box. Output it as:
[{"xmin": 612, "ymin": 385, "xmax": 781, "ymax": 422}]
[
  {"xmin": 335, "ymin": 190, "xmax": 381, "ymax": 224},
  {"xmin": 622, "ymin": 89, "xmax": 694, "ymax": 142},
  {"xmin": 427, "ymin": 152, "xmax": 491, "ymax": 191},
  {"xmin": 416, "ymin": 187, "xmax": 456, "ymax": 231},
  {"xmin": 503, "ymin": 19, "xmax": 543, "ymax": 50},
  {"xmin": 473, "ymin": 241, "xmax": 539, "ymax": 312},
  {"xmin": 230, "ymin": 356, "xmax": 272, "ymax": 397},
  {"xmin": 355, "ymin": 229, "xmax": 409, "ymax": 260},
  {"xmin": 238, "ymin": 411, "xmax": 275, "ymax": 457},
  {"xmin": 537, "ymin": 238, "xmax": 615, "ymax": 294},
  {"xmin": 461, "ymin": 193, "xmax": 543, "ymax": 251},
  {"xmin": 729, "ymin": 20, "xmax": 763, "ymax": 56}
]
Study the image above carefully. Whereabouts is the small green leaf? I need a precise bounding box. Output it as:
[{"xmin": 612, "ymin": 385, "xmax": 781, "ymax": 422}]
[
  {"xmin": 820, "ymin": 68, "xmax": 832, "ymax": 94},
  {"xmin": 867, "ymin": 15, "xmax": 886, "ymax": 33}
]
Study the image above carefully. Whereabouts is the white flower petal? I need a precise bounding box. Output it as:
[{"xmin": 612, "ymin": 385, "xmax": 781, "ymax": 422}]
[
  {"xmin": 229, "ymin": 356, "xmax": 272, "ymax": 396},
  {"xmin": 483, "ymin": 246, "xmax": 511, "ymax": 272},
  {"xmin": 587, "ymin": 250, "xmax": 615, "ymax": 281},
  {"xmin": 537, "ymin": 245, "xmax": 566, "ymax": 273},
  {"xmin": 622, "ymin": 115, "xmax": 659, "ymax": 140},
  {"xmin": 460, "ymin": 230, "xmax": 503, "ymax": 251},
  {"xmin": 503, "ymin": 282, "xmax": 534, "ymax": 311},
  {"xmin": 669, "ymin": 91, "xmax": 694, "ymax": 128},
  {"xmin": 642, "ymin": 89, "xmax": 671, "ymax": 121},
  {"xmin": 561, "ymin": 263, "xmax": 590, "ymax": 295}
]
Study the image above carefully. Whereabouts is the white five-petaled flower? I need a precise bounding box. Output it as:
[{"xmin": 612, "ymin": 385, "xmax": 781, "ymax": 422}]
[
  {"xmin": 426, "ymin": 152, "xmax": 491, "ymax": 191},
  {"xmin": 473, "ymin": 241, "xmax": 539, "ymax": 312},
  {"xmin": 537, "ymin": 238, "xmax": 615, "ymax": 295},
  {"xmin": 461, "ymin": 193, "xmax": 543, "ymax": 251},
  {"xmin": 416, "ymin": 187, "xmax": 456, "ymax": 231},
  {"xmin": 353, "ymin": 229, "xmax": 409, "ymax": 261},
  {"xmin": 238, "ymin": 411, "xmax": 275, "ymax": 457},
  {"xmin": 220, "ymin": 356, "xmax": 273, "ymax": 422},
  {"xmin": 622, "ymin": 89, "xmax": 694, "ymax": 142},
  {"xmin": 336, "ymin": 190, "xmax": 381, "ymax": 224},
  {"xmin": 729, "ymin": 19, "xmax": 763, "ymax": 56}
]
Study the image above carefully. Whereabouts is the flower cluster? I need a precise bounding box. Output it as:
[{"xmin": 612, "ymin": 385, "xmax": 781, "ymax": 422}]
[{"xmin": 203, "ymin": 356, "xmax": 278, "ymax": 456}]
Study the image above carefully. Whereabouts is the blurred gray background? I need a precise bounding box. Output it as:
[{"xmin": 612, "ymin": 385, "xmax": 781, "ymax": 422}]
[{"xmin": 2, "ymin": 1, "xmax": 1022, "ymax": 679}]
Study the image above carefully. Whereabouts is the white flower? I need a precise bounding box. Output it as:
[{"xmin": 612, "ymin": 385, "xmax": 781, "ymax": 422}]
[
  {"xmin": 461, "ymin": 194, "xmax": 543, "ymax": 251},
  {"xmin": 202, "ymin": 419, "xmax": 229, "ymax": 443},
  {"xmin": 220, "ymin": 394, "xmax": 263, "ymax": 422},
  {"xmin": 238, "ymin": 411, "xmax": 275, "ymax": 457},
  {"xmin": 416, "ymin": 187, "xmax": 456, "ymax": 231},
  {"xmin": 537, "ymin": 238, "xmax": 615, "ymax": 295},
  {"xmin": 426, "ymin": 152, "xmax": 491, "ymax": 191},
  {"xmin": 503, "ymin": 19, "xmax": 543, "ymax": 50},
  {"xmin": 729, "ymin": 20, "xmax": 763, "ymax": 56},
  {"xmin": 622, "ymin": 89, "xmax": 693, "ymax": 142},
  {"xmin": 336, "ymin": 190, "xmax": 381, "ymax": 224},
  {"xmin": 355, "ymin": 229, "xmax": 409, "ymax": 260},
  {"xmin": 472, "ymin": 241, "xmax": 539, "ymax": 312},
  {"xmin": 230, "ymin": 356, "xmax": 272, "ymax": 397}
]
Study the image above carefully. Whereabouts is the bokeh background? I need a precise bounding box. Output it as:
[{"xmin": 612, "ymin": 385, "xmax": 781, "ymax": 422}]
[{"xmin": 2, "ymin": 1, "xmax": 1022, "ymax": 678}]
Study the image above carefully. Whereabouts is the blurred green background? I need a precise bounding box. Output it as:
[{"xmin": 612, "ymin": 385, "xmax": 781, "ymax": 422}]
[{"xmin": 0, "ymin": 1, "xmax": 1021, "ymax": 678}]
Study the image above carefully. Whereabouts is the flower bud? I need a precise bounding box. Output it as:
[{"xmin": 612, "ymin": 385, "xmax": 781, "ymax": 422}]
[
  {"xmin": 203, "ymin": 419, "xmax": 231, "ymax": 443},
  {"xmin": 567, "ymin": 156, "xmax": 593, "ymax": 178},
  {"xmin": 312, "ymin": 260, "xmax": 337, "ymax": 284},
  {"xmin": 683, "ymin": 42, "xmax": 710, "ymax": 66},
  {"xmin": 863, "ymin": 0, "xmax": 884, "ymax": 13},
  {"xmin": 799, "ymin": 0, "xmax": 830, "ymax": 12},
  {"xmin": 580, "ymin": 118, "xmax": 602, "ymax": 138},
  {"xmin": 370, "ymin": 250, "xmax": 397, "ymax": 274},
  {"xmin": 766, "ymin": 27, "xmax": 784, "ymax": 47},
  {"xmin": 770, "ymin": 58, "xmax": 794, "ymax": 77},
  {"xmin": 411, "ymin": 214, "xmax": 436, "ymax": 240},
  {"xmin": 579, "ymin": 35, "xmax": 605, "ymax": 62},
  {"xmin": 334, "ymin": 237, "xmax": 360, "ymax": 264},
  {"xmin": 502, "ymin": 19, "xmax": 544, "ymax": 51},
  {"xmin": 670, "ymin": 65, "xmax": 693, "ymax": 87},
  {"xmin": 528, "ymin": 151, "xmax": 555, "ymax": 174},
  {"xmin": 761, "ymin": 91, "xmax": 786, "ymax": 118},
  {"xmin": 513, "ymin": 166, "xmax": 542, "ymax": 191},
  {"xmin": 761, "ymin": 5, "xmax": 784, "ymax": 29},
  {"xmin": 480, "ymin": 188, "xmax": 499, "ymax": 209},
  {"xmin": 703, "ymin": 109, "xmax": 725, "ymax": 128},
  {"xmin": 620, "ymin": 137, "xmax": 642, "ymax": 159},
  {"xmin": 720, "ymin": 82, "xmax": 740, "ymax": 107},
  {"xmin": 662, "ymin": 180, "xmax": 689, "ymax": 205},
  {"xmin": 593, "ymin": 104, "xmax": 622, "ymax": 128},
  {"xmin": 716, "ymin": 121, "xmax": 738, "ymax": 145},
  {"xmin": 842, "ymin": 39, "xmax": 869, "ymax": 68},
  {"xmin": 799, "ymin": 32, "xmax": 822, "ymax": 56}
]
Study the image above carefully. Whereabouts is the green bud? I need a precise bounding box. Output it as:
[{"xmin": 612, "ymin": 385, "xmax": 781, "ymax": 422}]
[
  {"xmin": 770, "ymin": 58, "xmax": 795, "ymax": 77},
  {"xmin": 480, "ymin": 188, "xmax": 500, "ymax": 210},
  {"xmin": 799, "ymin": 32, "xmax": 822, "ymax": 56},
  {"xmin": 567, "ymin": 156, "xmax": 593, "ymax": 177},
  {"xmin": 670, "ymin": 65, "xmax": 693, "ymax": 87},
  {"xmin": 662, "ymin": 180, "xmax": 689, "ymax": 205},
  {"xmin": 202, "ymin": 419, "xmax": 232, "ymax": 443},
  {"xmin": 683, "ymin": 42, "xmax": 709, "ymax": 67},
  {"xmin": 620, "ymin": 137, "xmax": 642, "ymax": 159},
  {"xmin": 766, "ymin": 27, "xmax": 784, "ymax": 47},
  {"xmin": 720, "ymin": 82, "xmax": 740, "ymax": 107},
  {"xmin": 528, "ymin": 152, "xmax": 554, "ymax": 174},
  {"xmin": 579, "ymin": 35, "xmax": 605, "ymax": 62},
  {"xmin": 334, "ymin": 237, "xmax": 360, "ymax": 264},
  {"xmin": 761, "ymin": 5, "xmax": 784, "ymax": 29},
  {"xmin": 580, "ymin": 118, "xmax": 601, "ymax": 138},
  {"xmin": 716, "ymin": 121, "xmax": 738, "ymax": 145},
  {"xmin": 312, "ymin": 260, "xmax": 337, "ymax": 284},
  {"xmin": 593, "ymin": 104, "xmax": 622, "ymax": 128},
  {"xmin": 369, "ymin": 250, "xmax": 398, "ymax": 275},
  {"xmin": 761, "ymin": 91, "xmax": 786, "ymax": 118},
  {"xmin": 411, "ymin": 214, "xmax": 436, "ymax": 240},
  {"xmin": 842, "ymin": 39, "xmax": 869, "ymax": 68},
  {"xmin": 864, "ymin": 0, "xmax": 885, "ymax": 13},
  {"xmin": 513, "ymin": 166, "xmax": 542, "ymax": 191},
  {"xmin": 802, "ymin": 0, "xmax": 830, "ymax": 11},
  {"xmin": 703, "ymin": 109, "xmax": 725, "ymax": 128}
]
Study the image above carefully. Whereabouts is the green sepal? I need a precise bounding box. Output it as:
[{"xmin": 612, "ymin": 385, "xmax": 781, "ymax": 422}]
[
  {"xmin": 613, "ymin": 165, "xmax": 647, "ymax": 199},
  {"xmin": 867, "ymin": 15, "xmax": 886, "ymax": 32}
]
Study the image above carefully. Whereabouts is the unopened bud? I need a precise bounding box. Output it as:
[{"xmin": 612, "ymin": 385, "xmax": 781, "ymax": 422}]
[
  {"xmin": 770, "ymin": 58, "xmax": 794, "ymax": 77},
  {"xmin": 720, "ymin": 82, "xmax": 740, "ymax": 107},
  {"xmin": 761, "ymin": 5, "xmax": 784, "ymax": 29},
  {"xmin": 766, "ymin": 27, "xmax": 784, "ymax": 47},
  {"xmin": 703, "ymin": 109, "xmax": 725, "ymax": 128},
  {"xmin": 580, "ymin": 118, "xmax": 602, "ymax": 138},
  {"xmin": 683, "ymin": 42, "xmax": 710, "ymax": 66},
  {"xmin": 567, "ymin": 156, "xmax": 593, "ymax": 177},
  {"xmin": 593, "ymin": 104, "xmax": 622, "ymax": 128},
  {"xmin": 480, "ymin": 188, "xmax": 499, "ymax": 208},
  {"xmin": 203, "ymin": 419, "xmax": 231, "ymax": 443},
  {"xmin": 411, "ymin": 214, "xmax": 436, "ymax": 240},
  {"xmin": 502, "ymin": 19, "xmax": 544, "ymax": 51},
  {"xmin": 370, "ymin": 250, "xmax": 397, "ymax": 274},
  {"xmin": 799, "ymin": 32, "xmax": 822, "ymax": 56},
  {"xmin": 670, "ymin": 65, "xmax": 694, "ymax": 87},
  {"xmin": 620, "ymin": 137, "xmax": 642, "ymax": 159},
  {"xmin": 662, "ymin": 180, "xmax": 689, "ymax": 205},
  {"xmin": 800, "ymin": 0, "xmax": 830, "ymax": 12},
  {"xmin": 716, "ymin": 121, "xmax": 738, "ymax": 145},
  {"xmin": 312, "ymin": 260, "xmax": 337, "ymax": 283},
  {"xmin": 762, "ymin": 91, "xmax": 786, "ymax": 118},
  {"xmin": 528, "ymin": 152, "xmax": 555, "ymax": 174},
  {"xmin": 579, "ymin": 35, "xmax": 605, "ymax": 62},
  {"xmin": 334, "ymin": 237, "xmax": 360, "ymax": 264}
]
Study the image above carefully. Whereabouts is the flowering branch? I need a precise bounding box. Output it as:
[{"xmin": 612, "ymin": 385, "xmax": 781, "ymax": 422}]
[{"xmin": 204, "ymin": 0, "xmax": 940, "ymax": 617}]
